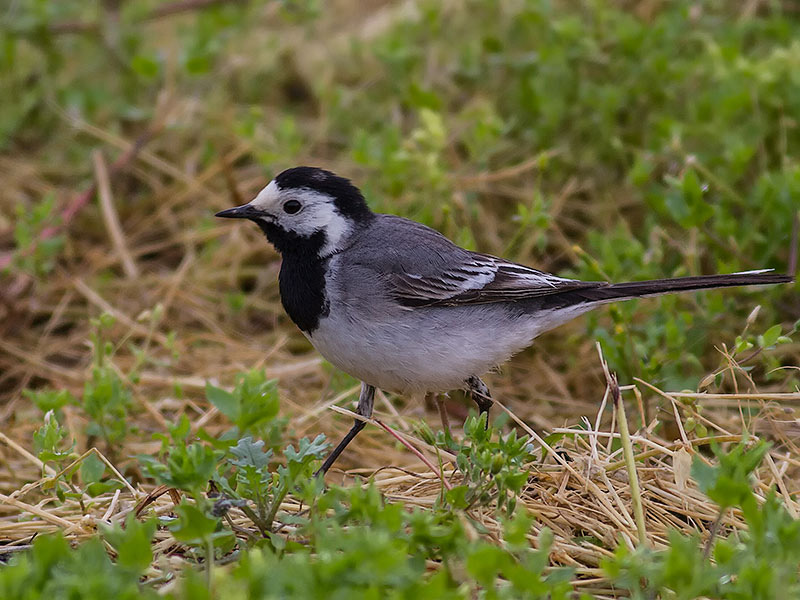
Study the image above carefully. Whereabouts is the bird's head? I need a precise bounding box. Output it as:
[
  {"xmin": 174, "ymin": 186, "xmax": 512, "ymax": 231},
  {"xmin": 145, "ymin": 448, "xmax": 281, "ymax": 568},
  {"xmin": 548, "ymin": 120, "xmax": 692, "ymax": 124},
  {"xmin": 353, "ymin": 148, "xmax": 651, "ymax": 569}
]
[{"xmin": 216, "ymin": 166, "xmax": 373, "ymax": 257}]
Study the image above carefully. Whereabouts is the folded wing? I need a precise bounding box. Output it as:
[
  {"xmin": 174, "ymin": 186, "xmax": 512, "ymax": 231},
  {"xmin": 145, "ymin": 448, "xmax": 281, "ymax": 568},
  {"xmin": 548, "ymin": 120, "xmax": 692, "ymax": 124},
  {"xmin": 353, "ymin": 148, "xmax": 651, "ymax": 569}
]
[
  {"xmin": 360, "ymin": 215, "xmax": 791, "ymax": 309},
  {"xmin": 391, "ymin": 252, "xmax": 606, "ymax": 307}
]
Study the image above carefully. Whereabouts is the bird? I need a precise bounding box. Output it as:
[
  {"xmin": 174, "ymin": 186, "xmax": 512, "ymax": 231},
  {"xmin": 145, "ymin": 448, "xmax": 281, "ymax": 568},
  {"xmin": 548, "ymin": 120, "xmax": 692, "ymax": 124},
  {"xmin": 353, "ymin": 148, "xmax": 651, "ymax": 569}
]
[{"xmin": 216, "ymin": 166, "xmax": 793, "ymax": 475}]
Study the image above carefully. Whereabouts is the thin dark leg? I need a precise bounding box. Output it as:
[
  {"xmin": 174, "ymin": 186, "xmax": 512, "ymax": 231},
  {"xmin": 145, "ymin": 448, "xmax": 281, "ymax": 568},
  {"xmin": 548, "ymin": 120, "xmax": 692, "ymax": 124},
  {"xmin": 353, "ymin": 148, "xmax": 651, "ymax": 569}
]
[
  {"xmin": 316, "ymin": 382, "xmax": 375, "ymax": 477},
  {"xmin": 466, "ymin": 375, "xmax": 492, "ymax": 428},
  {"xmin": 433, "ymin": 393, "xmax": 451, "ymax": 437}
]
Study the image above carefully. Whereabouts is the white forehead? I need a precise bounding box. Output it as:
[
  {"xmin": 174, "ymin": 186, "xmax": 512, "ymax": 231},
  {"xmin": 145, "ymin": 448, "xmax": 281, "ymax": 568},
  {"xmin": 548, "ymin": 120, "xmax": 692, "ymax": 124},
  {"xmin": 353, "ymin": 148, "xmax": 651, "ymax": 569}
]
[{"xmin": 249, "ymin": 179, "xmax": 281, "ymax": 210}]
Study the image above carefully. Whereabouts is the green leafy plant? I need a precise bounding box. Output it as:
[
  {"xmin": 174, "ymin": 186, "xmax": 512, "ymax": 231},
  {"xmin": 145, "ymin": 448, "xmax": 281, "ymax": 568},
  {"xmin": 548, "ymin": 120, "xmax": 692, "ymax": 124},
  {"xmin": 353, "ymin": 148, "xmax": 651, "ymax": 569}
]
[
  {"xmin": 215, "ymin": 434, "xmax": 328, "ymax": 536},
  {"xmin": 0, "ymin": 533, "xmax": 159, "ymax": 600},
  {"xmin": 140, "ymin": 440, "xmax": 218, "ymax": 495},
  {"xmin": 692, "ymin": 440, "xmax": 772, "ymax": 512},
  {"xmin": 32, "ymin": 410, "xmax": 73, "ymax": 465},
  {"xmin": 10, "ymin": 194, "xmax": 64, "ymax": 276},
  {"xmin": 99, "ymin": 514, "xmax": 158, "ymax": 573},
  {"xmin": 205, "ymin": 369, "xmax": 285, "ymax": 446},
  {"xmin": 82, "ymin": 314, "xmax": 132, "ymax": 448},
  {"xmin": 437, "ymin": 415, "xmax": 534, "ymax": 516}
]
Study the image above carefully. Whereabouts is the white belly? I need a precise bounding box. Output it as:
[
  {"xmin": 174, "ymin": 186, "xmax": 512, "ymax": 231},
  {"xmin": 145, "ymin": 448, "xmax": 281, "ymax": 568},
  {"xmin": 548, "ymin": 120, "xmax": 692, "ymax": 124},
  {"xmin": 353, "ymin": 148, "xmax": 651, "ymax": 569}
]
[{"xmin": 306, "ymin": 301, "xmax": 590, "ymax": 394}]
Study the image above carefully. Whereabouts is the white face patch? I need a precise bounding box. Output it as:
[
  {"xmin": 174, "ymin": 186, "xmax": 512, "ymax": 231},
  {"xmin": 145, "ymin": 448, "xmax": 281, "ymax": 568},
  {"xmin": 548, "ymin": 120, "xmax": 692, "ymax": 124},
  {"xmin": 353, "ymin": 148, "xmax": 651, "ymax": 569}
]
[
  {"xmin": 246, "ymin": 179, "xmax": 354, "ymax": 257},
  {"xmin": 249, "ymin": 179, "xmax": 281, "ymax": 211}
]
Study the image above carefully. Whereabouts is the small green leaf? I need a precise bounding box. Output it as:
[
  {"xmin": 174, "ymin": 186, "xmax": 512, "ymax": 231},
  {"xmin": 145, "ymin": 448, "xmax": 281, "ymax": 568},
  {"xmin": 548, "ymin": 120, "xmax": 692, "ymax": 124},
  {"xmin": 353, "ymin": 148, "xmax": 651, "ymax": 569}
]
[
  {"xmin": 230, "ymin": 436, "xmax": 273, "ymax": 469},
  {"xmin": 170, "ymin": 503, "xmax": 218, "ymax": 543},
  {"xmin": 80, "ymin": 452, "xmax": 105, "ymax": 484},
  {"xmin": 445, "ymin": 485, "xmax": 470, "ymax": 509},
  {"xmin": 761, "ymin": 324, "xmax": 782, "ymax": 348},
  {"xmin": 284, "ymin": 433, "xmax": 329, "ymax": 465},
  {"xmin": 130, "ymin": 54, "xmax": 160, "ymax": 79},
  {"xmin": 502, "ymin": 510, "xmax": 534, "ymax": 548},
  {"xmin": 682, "ymin": 168, "xmax": 703, "ymax": 205},
  {"xmin": 86, "ymin": 479, "xmax": 125, "ymax": 497},
  {"xmin": 205, "ymin": 383, "xmax": 237, "ymax": 422},
  {"xmin": 99, "ymin": 513, "xmax": 157, "ymax": 572}
]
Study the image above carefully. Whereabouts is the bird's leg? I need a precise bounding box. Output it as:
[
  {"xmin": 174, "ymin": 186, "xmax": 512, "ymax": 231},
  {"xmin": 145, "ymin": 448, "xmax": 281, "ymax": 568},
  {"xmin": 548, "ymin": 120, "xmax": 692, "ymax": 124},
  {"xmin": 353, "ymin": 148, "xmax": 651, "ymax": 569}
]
[
  {"xmin": 432, "ymin": 392, "xmax": 451, "ymax": 438},
  {"xmin": 466, "ymin": 375, "xmax": 492, "ymax": 429},
  {"xmin": 316, "ymin": 382, "xmax": 375, "ymax": 477}
]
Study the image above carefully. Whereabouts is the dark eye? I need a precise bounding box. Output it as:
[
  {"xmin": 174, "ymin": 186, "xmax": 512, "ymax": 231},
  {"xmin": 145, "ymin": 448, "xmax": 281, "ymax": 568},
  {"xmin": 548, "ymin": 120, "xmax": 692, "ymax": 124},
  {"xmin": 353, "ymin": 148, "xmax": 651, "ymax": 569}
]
[{"xmin": 283, "ymin": 200, "xmax": 302, "ymax": 214}]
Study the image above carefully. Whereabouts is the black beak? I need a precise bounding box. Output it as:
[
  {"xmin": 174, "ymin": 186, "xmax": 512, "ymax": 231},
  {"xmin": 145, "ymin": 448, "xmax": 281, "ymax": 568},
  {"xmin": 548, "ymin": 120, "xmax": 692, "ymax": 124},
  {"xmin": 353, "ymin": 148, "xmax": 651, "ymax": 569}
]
[{"xmin": 215, "ymin": 204, "xmax": 262, "ymax": 219}]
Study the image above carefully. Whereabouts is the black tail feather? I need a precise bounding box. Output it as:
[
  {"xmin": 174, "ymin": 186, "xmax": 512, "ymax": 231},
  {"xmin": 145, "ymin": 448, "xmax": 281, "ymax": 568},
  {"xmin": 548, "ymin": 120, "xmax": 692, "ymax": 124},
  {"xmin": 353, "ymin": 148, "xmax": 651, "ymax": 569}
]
[{"xmin": 546, "ymin": 270, "xmax": 793, "ymax": 308}]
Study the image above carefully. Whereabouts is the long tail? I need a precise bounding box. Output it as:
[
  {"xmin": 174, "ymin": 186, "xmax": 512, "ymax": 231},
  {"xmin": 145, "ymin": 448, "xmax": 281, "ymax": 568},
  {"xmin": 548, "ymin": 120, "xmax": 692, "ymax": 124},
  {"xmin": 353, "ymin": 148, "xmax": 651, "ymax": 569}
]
[{"xmin": 547, "ymin": 269, "xmax": 793, "ymax": 308}]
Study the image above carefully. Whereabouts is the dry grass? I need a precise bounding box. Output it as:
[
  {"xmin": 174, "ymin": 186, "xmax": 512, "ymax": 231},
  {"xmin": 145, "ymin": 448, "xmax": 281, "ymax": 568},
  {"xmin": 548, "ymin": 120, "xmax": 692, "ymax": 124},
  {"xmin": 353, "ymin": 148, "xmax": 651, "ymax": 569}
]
[{"xmin": 1, "ymin": 2, "xmax": 800, "ymax": 595}]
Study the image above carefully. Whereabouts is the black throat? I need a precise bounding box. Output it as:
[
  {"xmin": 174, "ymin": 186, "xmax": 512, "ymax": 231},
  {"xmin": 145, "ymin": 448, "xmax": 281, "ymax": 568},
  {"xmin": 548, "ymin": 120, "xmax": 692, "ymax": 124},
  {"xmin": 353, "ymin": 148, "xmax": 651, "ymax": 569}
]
[{"xmin": 255, "ymin": 220, "xmax": 329, "ymax": 334}]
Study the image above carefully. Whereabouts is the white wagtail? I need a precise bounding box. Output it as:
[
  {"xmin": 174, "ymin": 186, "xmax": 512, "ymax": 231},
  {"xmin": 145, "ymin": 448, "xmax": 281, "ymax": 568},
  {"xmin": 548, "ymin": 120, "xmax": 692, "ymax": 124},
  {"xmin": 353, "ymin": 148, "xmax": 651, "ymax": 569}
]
[{"xmin": 216, "ymin": 166, "xmax": 792, "ymax": 474}]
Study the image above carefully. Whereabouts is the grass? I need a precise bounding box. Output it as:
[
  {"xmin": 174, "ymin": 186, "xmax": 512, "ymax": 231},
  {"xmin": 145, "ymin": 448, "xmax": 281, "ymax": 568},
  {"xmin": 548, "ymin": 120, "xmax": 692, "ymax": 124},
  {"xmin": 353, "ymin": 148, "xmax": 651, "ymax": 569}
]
[{"xmin": 1, "ymin": 0, "xmax": 800, "ymax": 598}]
